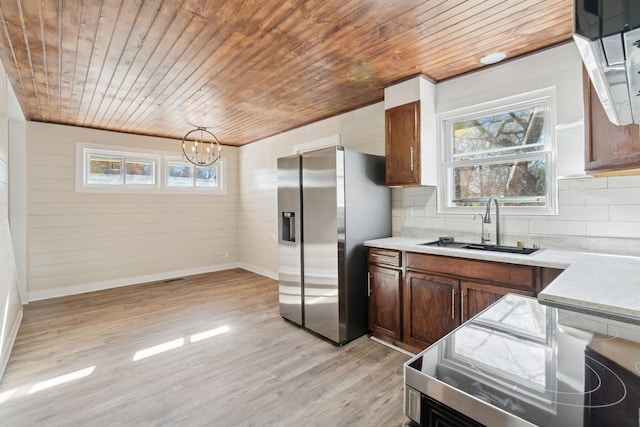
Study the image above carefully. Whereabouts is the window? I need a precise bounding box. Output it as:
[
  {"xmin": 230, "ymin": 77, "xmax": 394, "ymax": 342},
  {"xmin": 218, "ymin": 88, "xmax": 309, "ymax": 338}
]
[
  {"xmin": 166, "ymin": 158, "xmax": 220, "ymax": 190},
  {"xmin": 439, "ymin": 89, "xmax": 556, "ymax": 214},
  {"xmin": 76, "ymin": 143, "xmax": 225, "ymax": 194}
]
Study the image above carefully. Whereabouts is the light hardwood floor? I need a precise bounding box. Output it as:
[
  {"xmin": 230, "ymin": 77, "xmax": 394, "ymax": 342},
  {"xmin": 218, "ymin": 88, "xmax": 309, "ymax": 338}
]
[{"xmin": 0, "ymin": 269, "xmax": 413, "ymax": 426}]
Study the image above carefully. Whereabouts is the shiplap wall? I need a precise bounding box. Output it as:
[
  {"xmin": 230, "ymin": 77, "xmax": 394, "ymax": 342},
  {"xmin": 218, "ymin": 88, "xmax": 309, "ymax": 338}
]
[
  {"xmin": 26, "ymin": 122, "xmax": 239, "ymax": 300},
  {"xmin": 0, "ymin": 62, "xmax": 23, "ymax": 379},
  {"xmin": 238, "ymin": 103, "xmax": 385, "ymax": 278}
]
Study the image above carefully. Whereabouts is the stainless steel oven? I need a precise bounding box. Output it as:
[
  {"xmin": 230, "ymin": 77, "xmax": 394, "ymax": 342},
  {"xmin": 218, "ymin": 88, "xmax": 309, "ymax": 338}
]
[{"xmin": 404, "ymin": 294, "xmax": 640, "ymax": 426}]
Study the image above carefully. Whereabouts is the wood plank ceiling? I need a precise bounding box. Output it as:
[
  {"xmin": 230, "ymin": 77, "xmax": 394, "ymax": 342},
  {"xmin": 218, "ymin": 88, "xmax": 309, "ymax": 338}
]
[{"xmin": 0, "ymin": 0, "xmax": 573, "ymax": 146}]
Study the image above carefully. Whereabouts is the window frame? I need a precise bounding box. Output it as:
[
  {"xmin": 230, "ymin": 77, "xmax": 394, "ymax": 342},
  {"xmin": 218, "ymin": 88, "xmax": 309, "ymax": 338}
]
[
  {"xmin": 164, "ymin": 156, "xmax": 225, "ymax": 194},
  {"xmin": 75, "ymin": 142, "xmax": 225, "ymax": 195},
  {"xmin": 437, "ymin": 88, "xmax": 557, "ymax": 215}
]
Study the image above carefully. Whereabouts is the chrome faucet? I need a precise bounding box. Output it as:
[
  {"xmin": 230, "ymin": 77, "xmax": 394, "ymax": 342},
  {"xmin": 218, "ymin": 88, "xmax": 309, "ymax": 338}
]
[
  {"xmin": 484, "ymin": 196, "xmax": 501, "ymax": 246},
  {"xmin": 473, "ymin": 213, "xmax": 489, "ymax": 244}
]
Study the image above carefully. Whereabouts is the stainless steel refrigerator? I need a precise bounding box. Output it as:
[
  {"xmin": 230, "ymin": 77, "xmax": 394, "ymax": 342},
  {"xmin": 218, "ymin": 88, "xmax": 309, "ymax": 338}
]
[{"xmin": 277, "ymin": 146, "xmax": 390, "ymax": 344}]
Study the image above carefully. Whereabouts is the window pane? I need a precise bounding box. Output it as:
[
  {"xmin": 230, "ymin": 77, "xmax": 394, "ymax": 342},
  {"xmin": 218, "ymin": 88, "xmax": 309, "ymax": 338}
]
[
  {"xmin": 453, "ymin": 105, "xmax": 546, "ymax": 160},
  {"xmin": 195, "ymin": 166, "xmax": 217, "ymax": 187},
  {"xmin": 125, "ymin": 160, "xmax": 154, "ymax": 184},
  {"xmin": 88, "ymin": 156, "xmax": 123, "ymax": 185},
  {"xmin": 453, "ymin": 159, "xmax": 546, "ymax": 206},
  {"xmin": 167, "ymin": 163, "xmax": 194, "ymax": 187}
]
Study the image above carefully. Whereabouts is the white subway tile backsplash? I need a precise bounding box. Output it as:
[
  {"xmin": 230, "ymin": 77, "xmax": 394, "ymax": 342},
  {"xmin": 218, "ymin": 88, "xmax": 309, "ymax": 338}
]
[
  {"xmin": 499, "ymin": 218, "xmax": 530, "ymax": 234},
  {"xmin": 413, "ymin": 216, "xmax": 446, "ymax": 229},
  {"xmin": 558, "ymin": 189, "xmax": 585, "ymax": 206},
  {"xmin": 405, "ymin": 187, "xmax": 428, "ymax": 196},
  {"xmin": 609, "ymin": 205, "xmax": 640, "ymax": 222},
  {"xmin": 413, "ymin": 195, "xmax": 427, "ymax": 206},
  {"xmin": 585, "ymin": 188, "xmax": 640, "ymax": 205},
  {"xmin": 587, "ymin": 221, "xmax": 640, "ymax": 239},
  {"xmin": 552, "ymin": 204, "xmax": 609, "ymax": 221},
  {"xmin": 558, "ymin": 176, "xmax": 607, "ymax": 191},
  {"xmin": 529, "ymin": 220, "xmax": 586, "ymax": 236},
  {"xmin": 607, "ymin": 175, "xmax": 640, "ymax": 188}
]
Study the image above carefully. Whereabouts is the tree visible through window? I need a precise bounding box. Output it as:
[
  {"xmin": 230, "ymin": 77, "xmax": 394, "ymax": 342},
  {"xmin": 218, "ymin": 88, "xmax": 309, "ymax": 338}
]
[{"xmin": 441, "ymin": 95, "xmax": 554, "ymax": 212}]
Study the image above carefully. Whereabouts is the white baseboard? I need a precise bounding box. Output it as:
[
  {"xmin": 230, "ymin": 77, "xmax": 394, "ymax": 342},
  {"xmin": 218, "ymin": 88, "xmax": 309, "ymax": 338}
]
[
  {"xmin": 0, "ymin": 308, "xmax": 22, "ymax": 380},
  {"xmin": 239, "ymin": 263, "xmax": 278, "ymax": 280},
  {"xmin": 27, "ymin": 262, "xmax": 243, "ymax": 302}
]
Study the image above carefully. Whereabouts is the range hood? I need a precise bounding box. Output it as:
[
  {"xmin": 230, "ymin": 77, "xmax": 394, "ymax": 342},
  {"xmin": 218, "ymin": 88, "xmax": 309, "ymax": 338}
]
[{"xmin": 574, "ymin": 0, "xmax": 640, "ymax": 125}]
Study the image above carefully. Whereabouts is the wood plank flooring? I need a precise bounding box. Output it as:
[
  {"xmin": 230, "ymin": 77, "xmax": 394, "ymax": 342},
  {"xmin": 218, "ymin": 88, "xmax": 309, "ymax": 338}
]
[{"xmin": 0, "ymin": 269, "xmax": 413, "ymax": 426}]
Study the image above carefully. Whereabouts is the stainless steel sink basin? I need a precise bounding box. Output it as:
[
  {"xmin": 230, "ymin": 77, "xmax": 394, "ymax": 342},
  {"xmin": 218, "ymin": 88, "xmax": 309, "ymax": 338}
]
[
  {"xmin": 461, "ymin": 243, "xmax": 540, "ymax": 255},
  {"xmin": 419, "ymin": 240, "xmax": 540, "ymax": 255}
]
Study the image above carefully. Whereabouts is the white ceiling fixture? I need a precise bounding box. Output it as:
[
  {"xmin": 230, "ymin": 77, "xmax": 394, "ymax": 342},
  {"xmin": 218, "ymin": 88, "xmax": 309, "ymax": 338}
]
[{"xmin": 480, "ymin": 52, "xmax": 507, "ymax": 65}]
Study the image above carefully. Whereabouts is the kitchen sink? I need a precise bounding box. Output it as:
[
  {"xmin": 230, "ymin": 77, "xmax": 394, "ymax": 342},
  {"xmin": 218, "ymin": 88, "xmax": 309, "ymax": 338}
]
[{"xmin": 419, "ymin": 240, "xmax": 540, "ymax": 255}]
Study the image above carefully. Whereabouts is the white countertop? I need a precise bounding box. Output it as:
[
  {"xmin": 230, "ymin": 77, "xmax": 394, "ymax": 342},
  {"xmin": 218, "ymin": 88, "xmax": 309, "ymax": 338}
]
[{"xmin": 365, "ymin": 236, "xmax": 640, "ymax": 321}]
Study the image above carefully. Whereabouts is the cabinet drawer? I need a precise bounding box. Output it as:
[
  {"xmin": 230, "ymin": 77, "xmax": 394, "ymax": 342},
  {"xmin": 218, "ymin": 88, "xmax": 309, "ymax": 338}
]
[
  {"xmin": 368, "ymin": 248, "xmax": 402, "ymax": 268},
  {"xmin": 406, "ymin": 252, "xmax": 534, "ymax": 289}
]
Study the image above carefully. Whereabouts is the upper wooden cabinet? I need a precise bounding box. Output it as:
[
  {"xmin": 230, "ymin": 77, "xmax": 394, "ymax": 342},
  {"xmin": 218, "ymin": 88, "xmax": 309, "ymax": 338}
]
[
  {"xmin": 583, "ymin": 68, "xmax": 640, "ymax": 175},
  {"xmin": 383, "ymin": 76, "xmax": 437, "ymax": 187},
  {"xmin": 385, "ymin": 101, "xmax": 420, "ymax": 186}
]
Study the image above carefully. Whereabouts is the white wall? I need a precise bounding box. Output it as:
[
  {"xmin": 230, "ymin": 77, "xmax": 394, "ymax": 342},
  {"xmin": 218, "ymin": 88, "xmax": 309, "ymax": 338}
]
[
  {"xmin": 0, "ymin": 62, "xmax": 23, "ymax": 379},
  {"xmin": 238, "ymin": 103, "xmax": 386, "ymax": 278},
  {"xmin": 399, "ymin": 43, "xmax": 640, "ymax": 255},
  {"xmin": 25, "ymin": 122, "xmax": 239, "ymax": 300}
]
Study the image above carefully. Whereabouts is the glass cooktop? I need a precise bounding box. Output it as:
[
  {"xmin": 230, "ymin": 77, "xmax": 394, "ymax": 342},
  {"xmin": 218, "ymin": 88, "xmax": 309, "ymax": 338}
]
[{"xmin": 405, "ymin": 294, "xmax": 640, "ymax": 426}]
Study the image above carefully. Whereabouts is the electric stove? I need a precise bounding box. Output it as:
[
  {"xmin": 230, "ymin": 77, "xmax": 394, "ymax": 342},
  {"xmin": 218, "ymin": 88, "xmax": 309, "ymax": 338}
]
[{"xmin": 404, "ymin": 294, "xmax": 640, "ymax": 426}]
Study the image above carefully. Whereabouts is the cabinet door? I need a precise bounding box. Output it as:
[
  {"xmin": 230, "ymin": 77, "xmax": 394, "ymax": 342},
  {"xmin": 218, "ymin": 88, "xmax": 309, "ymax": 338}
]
[
  {"xmin": 368, "ymin": 265, "xmax": 402, "ymax": 341},
  {"xmin": 583, "ymin": 68, "xmax": 640, "ymax": 174},
  {"xmin": 404, "ymin": 271, "xmax": 459, "ymax": 350},
  {"xmin": 385, "ymin": 101, "xmax": 420, "ymax": 186},
  {"xmin": 461, "ymin": 281, "xmax": 534, "ymax": 322}
]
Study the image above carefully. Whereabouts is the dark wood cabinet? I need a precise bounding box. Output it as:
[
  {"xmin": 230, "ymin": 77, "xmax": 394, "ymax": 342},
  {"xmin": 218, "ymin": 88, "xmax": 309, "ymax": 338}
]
[
  {"xmin": 461, "ymin": 281, "xmax": 534, "ymax": 321},
  {"xmin": 367, "ymin": 247, "xmax": 565, "ymax": 353},
  {"xmin": 583, "ymin": 68, "xmax": 640, "ymax": 175},
  {"xmin": 367, "ymin": 248, "xmax": 403, "ymax": 345},
  {"xmin": 385, "ymin": 101, "xmax": 420, "ymax": 186},
  {"xmin": 368, "ymin": 265, "xmax": 402, "ymax": 342},
  {"xmin": 404, "ymin": 272, "xmax": 459, "ymax": 350}
]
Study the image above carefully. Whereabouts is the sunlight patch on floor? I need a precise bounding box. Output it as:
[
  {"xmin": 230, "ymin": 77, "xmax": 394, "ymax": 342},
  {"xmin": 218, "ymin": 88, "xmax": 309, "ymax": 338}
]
[
  {"xmin": 190, "ymin": 325, "xmax": 229, "ymax": 343},
  {"xmin": 28, "ymin": 366, "xmax": 96, "ymax": 395},
  {"xmin": 133, "ymin": 338, "xmax": 184, "ymax": 361}
]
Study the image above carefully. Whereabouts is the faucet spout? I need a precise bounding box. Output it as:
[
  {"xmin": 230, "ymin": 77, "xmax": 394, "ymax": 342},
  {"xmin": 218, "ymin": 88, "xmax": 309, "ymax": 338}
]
[{"xmin": 484, "ymin": 196, "xmax": 500, "ymax": 246}]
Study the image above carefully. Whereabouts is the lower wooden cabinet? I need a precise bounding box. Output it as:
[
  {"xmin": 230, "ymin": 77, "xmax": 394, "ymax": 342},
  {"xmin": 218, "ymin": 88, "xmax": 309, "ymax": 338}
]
[
  {"xmin": 461, "ymin": 281, "xmax": 534, "ymax": 321},
  {"xmin": 368, "ymin": 265, "xmax": 402, "ymax": 342},
  {"xmin": 404, "ymin": 272, "xmax": 459, "ymax": 350},
  {"xmin": 367, "ymin": 248, "xmax": 565, "ymax": 354}
]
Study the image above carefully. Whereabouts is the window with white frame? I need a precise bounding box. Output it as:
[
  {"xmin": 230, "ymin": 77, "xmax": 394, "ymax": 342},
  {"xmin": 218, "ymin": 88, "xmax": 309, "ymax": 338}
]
[
  {"xmin": 165, "ymin": 158, "xmax": 221, "ymax": 190},
  {"xmin": 76, "ymin": 143, "xmax": 225, "ymax": 194},
  {"xmin": 439, "ymin": 89, "xmax": 556, "ymax": 214}
]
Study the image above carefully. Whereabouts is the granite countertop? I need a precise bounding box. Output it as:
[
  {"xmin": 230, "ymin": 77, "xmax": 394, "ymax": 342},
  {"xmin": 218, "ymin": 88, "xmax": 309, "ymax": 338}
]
[{"xmin": 365, "ymin": 236, "xmax": 640, "ymax": 322}]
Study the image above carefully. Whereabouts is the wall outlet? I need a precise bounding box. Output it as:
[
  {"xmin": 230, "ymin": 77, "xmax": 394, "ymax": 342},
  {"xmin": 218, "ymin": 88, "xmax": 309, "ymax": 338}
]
[{"xmin": 224, "ymin": 251, "xmax": 229, "ymax": 258}]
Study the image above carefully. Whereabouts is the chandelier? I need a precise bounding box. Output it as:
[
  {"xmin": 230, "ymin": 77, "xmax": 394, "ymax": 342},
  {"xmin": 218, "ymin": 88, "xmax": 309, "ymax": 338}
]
[{"xmin": 181, "ymin": 126, "xmax": 222, "ymax": 166}]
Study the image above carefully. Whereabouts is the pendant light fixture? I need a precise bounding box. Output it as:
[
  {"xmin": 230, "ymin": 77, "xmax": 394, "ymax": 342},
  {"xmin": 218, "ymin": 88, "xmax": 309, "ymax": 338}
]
[{"xmin": 181, "ymin": 126, "xmax": 222, "ymax": 166}]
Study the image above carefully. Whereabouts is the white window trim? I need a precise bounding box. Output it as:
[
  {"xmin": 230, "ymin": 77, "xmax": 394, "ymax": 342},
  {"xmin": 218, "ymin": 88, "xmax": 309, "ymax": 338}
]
[
  {"xmin": 437, "ymin": 87, "xmax": 557, "ymax": 216},
  {"xmin": 75, "ymin": 142, "xmax": 226, "ymax": 195},
  {"xmin": 164, "ymin": 155, "xmax": 226, "ymax": 195}
]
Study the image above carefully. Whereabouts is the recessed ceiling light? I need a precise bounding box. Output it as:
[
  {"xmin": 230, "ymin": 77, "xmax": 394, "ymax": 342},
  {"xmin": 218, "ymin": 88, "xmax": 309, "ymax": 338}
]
[{"xmin": 480, "ymin": 52, "xmax": 506, "ymax": 65}]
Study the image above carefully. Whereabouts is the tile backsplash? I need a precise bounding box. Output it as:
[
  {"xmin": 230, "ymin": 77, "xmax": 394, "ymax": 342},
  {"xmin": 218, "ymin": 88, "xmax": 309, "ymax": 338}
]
[{"xmin": 394, "ymin": 176, "xmax": 640, "ymax": 256}]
